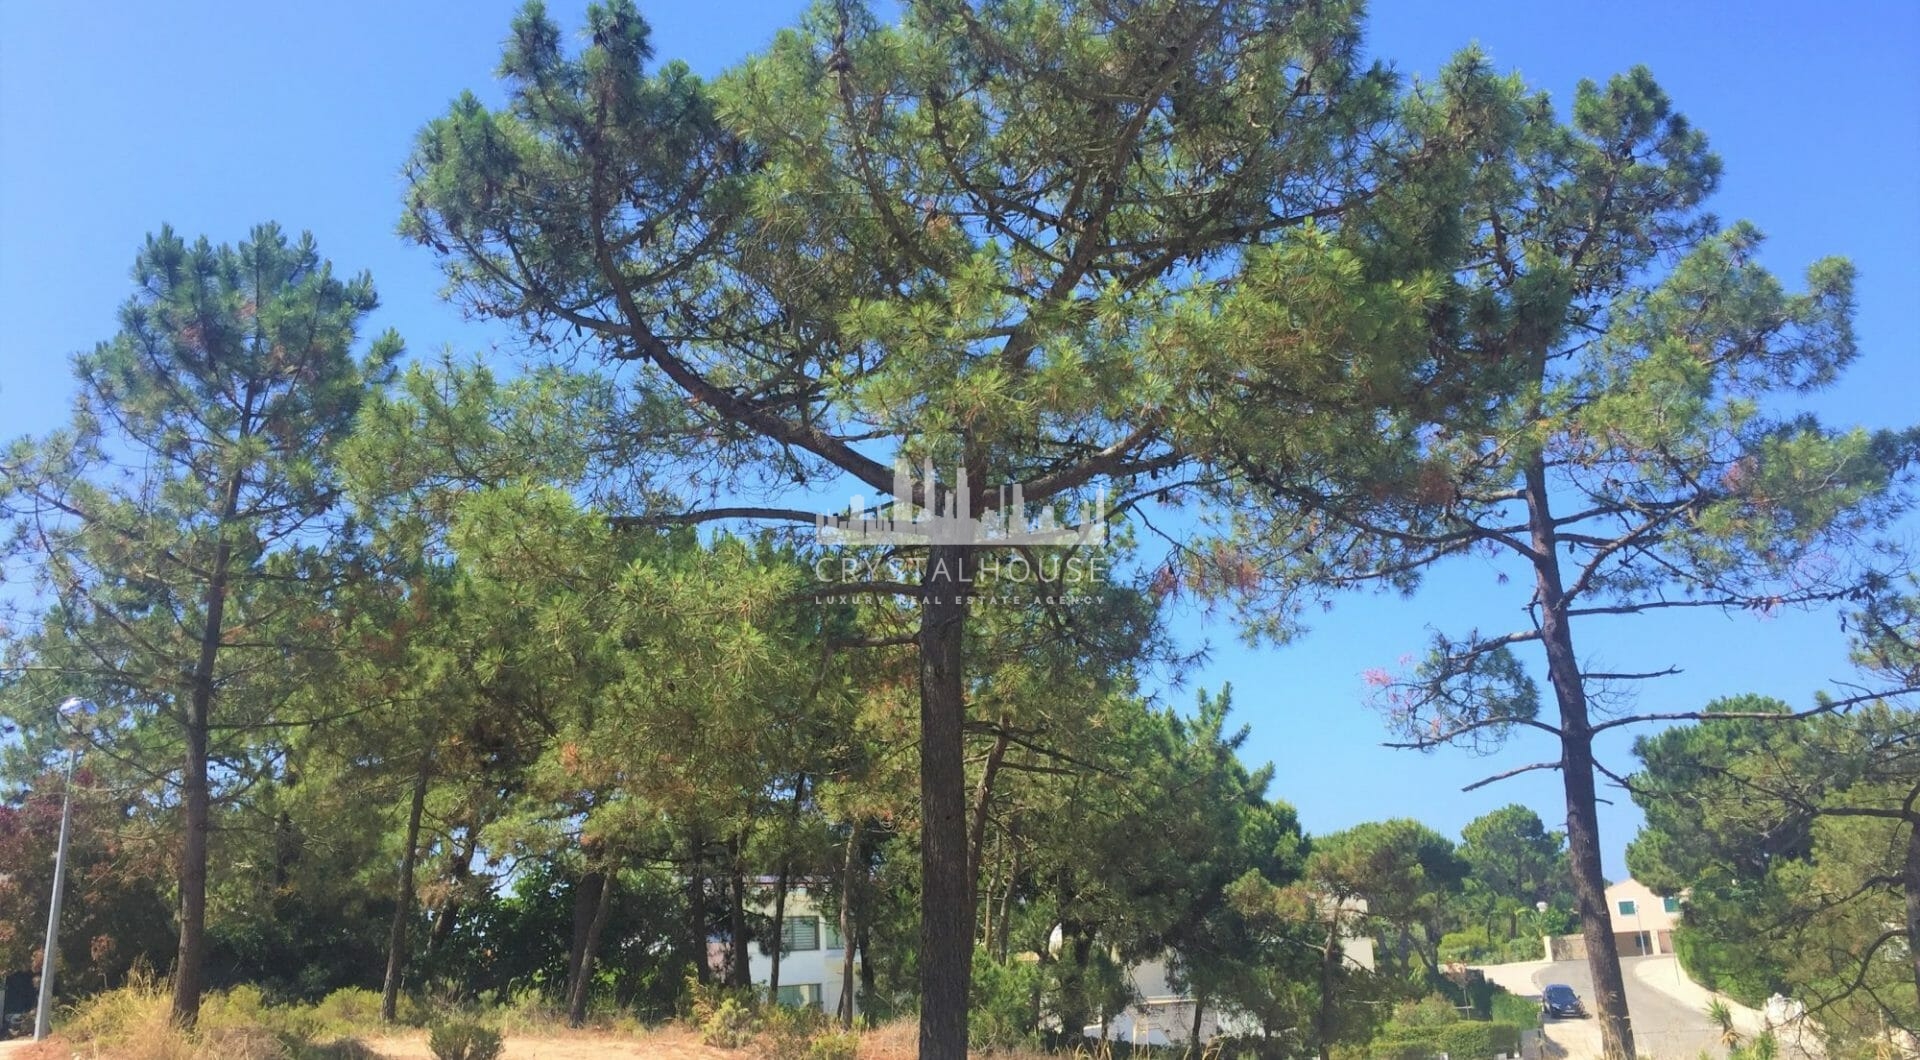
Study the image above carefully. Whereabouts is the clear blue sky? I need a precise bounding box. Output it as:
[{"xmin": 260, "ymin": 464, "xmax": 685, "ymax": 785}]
[{"xmin": 3, "ymin": 1, "xmax": 1916, "ymax": 879}]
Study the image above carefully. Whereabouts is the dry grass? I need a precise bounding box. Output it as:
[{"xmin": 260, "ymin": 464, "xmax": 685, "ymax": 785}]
[
  {"xmin": 855, "ymin": 1019, "xmax": 918, "ymax": 1060},
  {"xmin": 34, "ymin": 987, "xmax": 1068, "ymax": 1060},
  {"xmin": 363, "ymin": 1023, "xmax": 757, "ymax": 1059}
]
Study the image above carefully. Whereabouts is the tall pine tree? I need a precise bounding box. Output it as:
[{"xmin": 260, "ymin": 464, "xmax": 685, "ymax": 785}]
[{"xmin": 0, "ymin": 225, "xmax": 398, "ymax": 1024}]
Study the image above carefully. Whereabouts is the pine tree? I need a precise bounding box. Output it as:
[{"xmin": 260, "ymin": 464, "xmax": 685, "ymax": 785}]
[
  {"xmin": 398, "ymin": 3, "xmax": 1408, "ymax": 1052},
  {"xmin": 1190, "ymin": 58, "xmax": 1918, "ymax": 1059},
  {"xmin": 0, "ymin": 224, "xmax": 398, "ymax": 1024}
]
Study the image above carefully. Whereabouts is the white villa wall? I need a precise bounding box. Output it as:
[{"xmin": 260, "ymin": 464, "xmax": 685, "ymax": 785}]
[{"xmin": 743, "ymin": 885, "xmax": 857, "ymax": 1015}]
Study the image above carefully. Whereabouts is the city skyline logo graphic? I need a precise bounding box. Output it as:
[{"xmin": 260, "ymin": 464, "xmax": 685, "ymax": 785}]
[{"xmin": 815, "ymin": 456, "xmax": 1107, "ymax": 547}]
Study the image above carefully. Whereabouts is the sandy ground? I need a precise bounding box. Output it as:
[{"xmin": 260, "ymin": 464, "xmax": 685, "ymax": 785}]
[
  {"xmin": 362, "ymin": 1030, "xmax": 716, "ymax": 1059},
  {"xmin": 0, "ymin": 1025, "xmax": 743, "ymax": 1060}
]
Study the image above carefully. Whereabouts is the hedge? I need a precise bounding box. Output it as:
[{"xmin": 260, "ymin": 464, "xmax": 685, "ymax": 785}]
[{"xmin": 1368, "ymin": 1021, "xmax": 1524, "ymax": 1058}]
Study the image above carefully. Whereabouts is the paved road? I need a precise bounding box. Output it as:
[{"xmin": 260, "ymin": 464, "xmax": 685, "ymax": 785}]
[{"xmin": 1533, "ymin": 956, "xmax": 1725, "ymax": 1059}]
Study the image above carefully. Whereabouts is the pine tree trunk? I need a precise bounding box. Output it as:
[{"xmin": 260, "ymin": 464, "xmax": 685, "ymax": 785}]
[
  {"xmin": 172, "ymin": 506, "xmax": 238, "ymax": 1028},
  {"xmin": 838, "ymin": 817, "xmax": 863, "ymax": 1027},
  {"xmin": 997, "ymin": 820, "xmax": 1018, "ymax": 964},
  {"xmin": 919, "ymin": 542, "xmax": 973, "ymax": 1060},
  {"xmin": 770, "ymin": 774, "xmax": 809, "ymax": 1001},
  {"xmin": 968, "ymin": 720, "xmax": 1010, "ymax": 918},
  {"xmin": 382, "ymin": 757, "xmax": 431, "ymax": 1022},
  {"xmin": 728, "ymin": 838, "xmax": 750, "ymax": 988},
  {"xmin": 687, "ymin": 830, "xmax": 710, "ymax": 984},
  {"xmin": 567, "ymin": 871, "xmax": 606, "ymax": 994},
  {"xmin": 1525, "ymin": 458, "xmax": 1635, "ymax": 1060},
  {"xmin": 1190, "ymin": 993, "xmax": 1205, "ymax": 1046},
  {"xmin": 1904, "ymin": 809, "xmax": 1920, "ymax": 1017},
  {"xmin": 770, "ymin": 869, "xmax": 789, "ymax": 1000},
  {"xmin": 426, "ymin": 823, "xmax": 478, "ymax": 959},
  {"xmin": 1058, "ymin": 926, "xmax": 1093, "ymax": 1041},
  {"xmin": 567, "ymin": 872, "xmax": 615, "ymax": 1027},
  {"xmin": 856, "ymin": 901, "xmax": 875, "ymax": 1007},
  {"xmin": 174, "ymin": 711, "xmax": 211, "ymax": 1028},
  {"xmin": 1314, "ymin": 915, "xmax": 1341, "ymax": 1060}
]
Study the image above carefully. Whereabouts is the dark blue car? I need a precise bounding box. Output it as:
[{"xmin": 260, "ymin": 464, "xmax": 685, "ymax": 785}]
[{"xmin": 1541, "ymin": 983, "xmax": 1587, "ymax": 1019}]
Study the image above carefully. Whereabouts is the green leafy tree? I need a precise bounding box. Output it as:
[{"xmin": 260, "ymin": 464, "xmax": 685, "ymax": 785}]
[
  {"xmin": 397, "ymin": 2, "xmax": 1409, "ymax": 1053},
  {"xmin": 0, "ymin": 225, "xmax": 399, "ymax": 1024},
  {"xmin": 1458, "ymin": 803, "xmax": 1569, "ymax": 942},
  {"xmin": 1191, "ymin": 57, "xmax": 1918, "ymax": 1060},
  {"xmin": 1630, "ymin": 694, "xmax": 1920, "ymax": 1048},
  {"xmin": 1231, "ymin": 818, "xmax": 1464, "ymax": 1060}
]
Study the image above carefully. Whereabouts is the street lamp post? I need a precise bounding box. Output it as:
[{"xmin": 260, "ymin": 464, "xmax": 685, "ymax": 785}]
[{"xmin": 33, "ymin": 697, "xmax": 90, "ymax": 1042}]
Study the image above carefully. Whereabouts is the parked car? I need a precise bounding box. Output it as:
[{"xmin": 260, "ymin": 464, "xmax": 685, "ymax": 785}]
[
  {"xmin": 0, "ymin": 969, "xmax": 34, "ymax": 1041},
  {"xmin": 1541, "ymin": 983, "xmax": 1588, "ymax": 1019}
]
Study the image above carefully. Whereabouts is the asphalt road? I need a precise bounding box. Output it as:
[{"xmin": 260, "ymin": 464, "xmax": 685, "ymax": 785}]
[{"xmin": 1533, "ymin": 956, "xmax": 1725, "ymax": 1059}]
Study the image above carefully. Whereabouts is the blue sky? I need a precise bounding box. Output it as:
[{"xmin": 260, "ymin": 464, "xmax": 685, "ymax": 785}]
[{"xmin": 3, "ymin": 1, "xmax": 1916, "ymax": 879}]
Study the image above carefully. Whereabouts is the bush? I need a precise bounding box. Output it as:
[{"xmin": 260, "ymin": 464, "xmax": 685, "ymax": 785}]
[
  {"xmin": 969, "ymin": 951, "xmax": 1043, "ymax": 1051},
  {"xmin": 309, "ymin": 987, "xmax": 388, "ymax": 1032},
  {"xmin": 1673, "ymin": 926, "xmax": 1776, "ymax": 1008},
  {"xmin": 701, "ymin": 997, "xmax": 758, "ymax": 1049},
  {"xmin": 289, "ymin": 1042, "xmax": 382, "ymax": 1060},
  {"xmin": 63, "ymin": 972, "xmax": 174, "ymax": 1045},
  {"xmin": 1368, "ymin": 1023, "xmax": 1523, "ymax": 1059},
  {"xmin": 1439, "ymin": 926, "xmax": 1497, "ymax": 965},
  {"xmin": 1488, "ymin": 989, "xmax": 1540, "ymax": 1030},
  {"xmin": 763, "ymin": 1002, "xmax": 828, "ymax": 1060},
  {"xmin": 808, "ymin": 1029, "xmax": 860, "ymax": 1060},
  {"xmin": 685, "ymin": 975, "xmax": 756, "ymax": 1027},
  {"xmin": 194, "ymin": 1026, "xmax": 293, "ymax": 1060},
  {"xmin": 427, "ymin": 1020, "xmax": 505, "ymax": 1060},
  {"xmin": 1435, "ymin": 1021, "xmax": 1522, "ymax": 1058},
  {"xmin": 494, "ymin": 988, "xmax": 562, "ymax": 1035}
]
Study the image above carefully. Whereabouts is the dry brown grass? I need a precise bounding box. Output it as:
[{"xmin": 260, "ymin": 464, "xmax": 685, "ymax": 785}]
[
  {"xmin": 854, "ymin": 1019, "xmax": 919, "ymax": 1060},
  {"xmin": 362, "ymin": 1023, "xmax": 746, "ymax": 1059},
  {"xmin": 27, "ymin": 998, "xmax": 1066, "ymax": 1060}
]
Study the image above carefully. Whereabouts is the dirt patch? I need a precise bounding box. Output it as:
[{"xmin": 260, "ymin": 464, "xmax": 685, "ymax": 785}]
[
  {"xmin": 362, "ymin": 1025, "xmax": 739, "ymax": 1060},
  {"xmin": 0, "ymin": 1041, "xmax": 70, "ymax": 1060}
]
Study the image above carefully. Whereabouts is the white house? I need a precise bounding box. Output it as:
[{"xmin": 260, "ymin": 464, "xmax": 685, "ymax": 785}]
[
  {"xmin": 1603, "ymin": 878, "xmax": 1683, "ymax": 956},
  {"xmin": 744, "ymin": 883, "xmax": 858, "ymax": 1015},
  {"xmin": 1079, "ymin": 896, "xmax": 1377, "ymax": 1046}
]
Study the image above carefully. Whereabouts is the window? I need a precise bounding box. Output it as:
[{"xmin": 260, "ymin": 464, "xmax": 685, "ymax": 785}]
[
  {"xmin": 1617, "ymin": 900, "xmax": 1637, "ymax": 916},
  {"xmin": 1663, "ymin": 896, "xmax": 1681, "ymax": 914},
  {"xmin": 781, "ymin": 916, "xmax": 821, "ymax": 953},
  {"xmin": 774, "ymin": 983, "xmax": 823, "ymax": 1008}
]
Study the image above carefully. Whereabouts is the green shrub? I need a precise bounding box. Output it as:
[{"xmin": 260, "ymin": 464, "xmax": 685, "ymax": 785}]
[
  {"xmin": 1366, "ymin": 1032, "xmax": 1441, "ymax": 1059},
  {"xmin": 968, "ymin": 951, "xmax": 1044, "ymax": 1050},
  {"xmin": 428, "ymin": 1020, "xmax": 505, "ymax": 1060},
  {"xmin": 1439, "ymin": 926, "xmax": 1497, "ymax": 965},
  {"xmin": 1434, "ymin": 1021, "xmax": 1522, "ymax": 1058},
  {"xmin": 1369, "ymin": 1022, "xmax": 1524, "ymax": 1059},
  {"xmin": 762, "ymin": 1002, "xmax": 828, "ymax": 1060},
  {"xmin": 1673, "ymin": 926, "xmax": 1777, "ymax": 1008},
  {"xmin": 289, "ymin": 1041, "xmax": 382, "ymax": 1060},
  {"xmin": 685, "ymin": 975, "xmax": 757, "ymax": 1027},
  {"xmin": 494, "ymin": 988, "xmax": 563, "ymax": 1035},
  {"xmin": 310, "ymin": 987, "xmax": 385, "ymax": 1031},
  {"xmin": 807, "ymin": 1029, "xmax": 860, "ymax": 1060},
  {"xmin": 1488, "ymin": 989, "xmax": 1540, "ymax": 1030},
  {"xmin": 701, "ymin": 997, "xmax": 758, "ymax": 1049},
  {"xmin": 1392, "ymin": 995, "xmax": 1463, "ymax": 1030}
]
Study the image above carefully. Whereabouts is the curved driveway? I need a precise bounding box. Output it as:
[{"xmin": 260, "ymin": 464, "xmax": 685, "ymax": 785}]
[{"xmin": 1532, "ymin": 956, "xmax": 1724, "ymax": 1059}]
